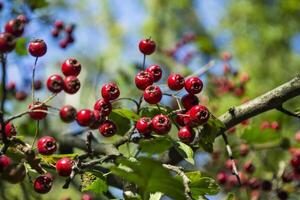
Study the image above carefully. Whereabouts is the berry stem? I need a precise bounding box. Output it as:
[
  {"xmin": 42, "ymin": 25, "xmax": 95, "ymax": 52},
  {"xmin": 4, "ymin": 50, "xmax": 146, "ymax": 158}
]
[{"xmin": 31, "ymin": 57, "xmax": 38, "ymax": 102}]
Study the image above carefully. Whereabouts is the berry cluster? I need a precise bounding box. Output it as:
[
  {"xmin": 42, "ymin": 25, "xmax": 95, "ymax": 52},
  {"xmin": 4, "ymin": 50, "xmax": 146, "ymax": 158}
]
[{"xmin": 51, "ymin": 20, "xmax": 75, "ymax": 49}]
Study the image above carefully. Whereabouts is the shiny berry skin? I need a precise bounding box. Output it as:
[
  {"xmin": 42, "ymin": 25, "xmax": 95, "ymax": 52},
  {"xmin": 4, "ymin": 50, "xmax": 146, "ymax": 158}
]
[
  {"xmin": 0, "ymin": 32, "xmax": 16, "ymax": 53},
  {"xmin": 135, "ymin": 71, "xmax": 154, "ymax": 90},
  {"xmin": 136, "ymin": 117, "xmax": 152, "ymax": 135},
  {"xmin": 56, "ymin": 158, "xmax": 73, "ymax": 177},
  {"xmin": 101, "ymin": 83, "xmax": 120, "ymax": 101},
  {"xmin": 76, "ymin": 109, "xmax": 95, "ymax": 127},
  {"xmin": 0, "ymin": 155, "xmax": 12, "ymax": 172},
  {"xmin": 37, "ymin": 136, "xmax": 57, "ymax": 155},
  {"xmin": 28, "ymin": 102, "xmax": 48, "ymax": 120},
  {"xmin": 187, "ymin": 105, "xmax": 209, "ymax": 127},
  {"xmin": 28, "ymin": 39, "xmax": 47, "ymax": 57},
  {"xmin": 178, "ymin": 126, "xmax": 195, "ymax": 143},
  {"xmin": 89, "ymin": 110, "xmax": 103, "ymax": 129},
  {"xmin": 243, "ymin": 161, "xmax": 255, "ymax": 174},
  {"xmin": 61, "ymin": 58, "xmax": 81, "ymax": 77},
  {"xmin": 181, "ymin": 93, "xmax": 199, "ymax": 110},
  {"xmin": 63, "ymin": 76, "xmax": 80, "ymax": 94},
  {"xmin": 54, "ymin": 20, "xmax": 64, "ymax": 29},
  {"xmin": 174, "ymin": 110, "xmax": 186, "ymax": 126},
  {"xmin": 34, "ymin": 175, "xmax": 53, "ymax": 194},
  {"xmin": 3, "ymin": 122, "xmax": 17, "ymax": 137},
  {"xmin": 184, "ymin": 77, "xmax": 203, "ymax": 94},
  {"xmin": 94, "ymin": 99, "xmax": 112, "ymax": 116},
  {"xmin": 5, "ymin": 19, "xmax": 25, "ymax": 37},
  {"xmin": 99, "ymin": 120, "xmax": 117, "ymax": 137},
  {"xmin": 47, "ymin": 74, "xmax": 64, "ymax": 93},
  {"xmin": 60, "ymin": 105, "xmax": 77, "ymax": 123},
  {"xmin": 151, "ymin": 114, "xmax": 171, "ymax": 135},
  {"xmin": 139, "ymin": 38, "xmax": 156, "ymax": 55},
  {"xmin": 167, "ymin": 74, "xmax": 185, "ymax": 91},
  {"xmin": 146, "ymin": 65, "xmax": 162, "ymax": 82},
  {"xmin": 216, "ymin": 171, "xmax": 227, "ymax": 184},
  {"xmin": 143, "ymin": 85, "xmax": 162, "ymax": 104}
]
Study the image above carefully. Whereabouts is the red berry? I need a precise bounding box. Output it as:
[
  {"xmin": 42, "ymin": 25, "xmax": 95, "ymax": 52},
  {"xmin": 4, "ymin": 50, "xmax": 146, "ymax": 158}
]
[
  {"xmin": 243, "ymin": 161, "xmax": 255, "ymax": 174},
  {"xmin": 2, "ymin": 122, "xmax": 17, "ymax": 138},
  {"xmin": 54, "ymin": 20, "xmax": 64, "ymax": 29},
  {"xmin": 101, "ymin": 83, "xmax": 120, "ymax": 101},
  {"xmin": 60, "ymin": 105, "xmax": 77, "ymax": 123},
  {"xmin": 174, "ymin": 110, "xmax": 186, "ymax": 126},
  {"xmin": 61, "ymin": 58, "xmax": 81, "ymax": 76},
  {"xmin": 187, "ymin": 105, "xmax": 209, "ymax": 127},
  {"xmin": 15, "ymin": 91, "xmax": 27, "ymax": 101},
  {"xmin": 28, "ymin": 39, "xmax": 47, "ymax": 57},
  {"xmin": 5, "ymin": 19, "xmax": 25, "ymax": 37},
  {"xmin": 47, "ymin": 74, "xmax": 64, "ymax": 93},
  {"xmin": 139, "ymin": 38, "xmax": 156, "ymax": 55},
  {"xmin": 51, "ymin": 29, "xmax": 60, "ymax": 37},
  {"xmin": 136, "ymin": 117, "xmax": 152, "ymax": 135},
  {"xmin": 167, "ymin": 74, "xmax": 185, "ymax": 91},
  {"xmin": 94, "ymin": 99, "xmax": 112, "ymax": 116},
  {"xmin": 76, "ymin": 109, "xmax": 95, "ymax": 127},
  {"xmin": 146, "ymin": 65, "xmax": 162, "ymax": 82},
  {"xmin": 216, "ymin": 171, "xmax": 227, "ymax": 184},
  {"xmin": 56, "ymin": 158, "xmax": 73, "ymax": 177},
  {"xmin": 89, "ymin": 110, "xmax": 103, "ymax": 129},
  {"xmin": 0, "ymin": 155, "xmax": 11, "ymax": 172},
  {"xmin": 37, "ymin": 136, "xmax": 57, "ymax": 155},
  {"xmin": 152, "ymin": 114, "xmax": 171, "ymax": 135},
  {"xmin": 99, "ymin": 120, "xmax": 117, "ymax": 137},
  {"xmin": 34, "ymin": 174, "xmax": 53, "ymax": 194},
  {"xmin": 184, "ymin": 77, "xmax": 203, "ymax": 94},
  {"xmin": 178, "ymin": 126, "xmax": 195, "ymax": 143},
  {"xmin": 143, "ymin": 85, "xmax": 162, "ymax": 104},
  {"xmin": 34, "ymin": 80, "xmax": 43, "ymax": 90},
  {"xmin": 63, "ymin": 76, "xmax": 80, "ymax": 94},
  {"xmin": 28, "ymin": 102, "xmax": 48, "ymax": 120},
  {"xmin": 181, "ymin": 93, "xmax": 199, "ymax": 110},
  {"xmin": 135, "ymin": 71, "xmax": 154, "ymax": 90},
  {"xmin": 0, "ymin": 32, "xmax": 16, "ymax": 53}
]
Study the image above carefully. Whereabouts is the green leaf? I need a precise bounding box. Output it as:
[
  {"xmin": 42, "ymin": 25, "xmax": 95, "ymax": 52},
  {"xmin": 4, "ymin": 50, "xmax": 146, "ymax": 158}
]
[
  {"xmin": 15, "ymin": 38, "xmax": 28, "ymax": 56},
  {"xmin": 112, "ymin": 109, "xmax": 140, "ymax": 121},
  {"xmin": 174, "ymin": 141, "xmax": 194, "ymax": 165},
  {"xmin": 240, "ymin": 127, "xmax": 280, "ymax": 144},
  {"xmin": 109, "ymin": 111, "xmax": 131, "ymax": 135},
  {"xmin": 139, "ymin": 137, "xmax": 173, "ymax": 155},
  {"xmin": 111, "ymin": 157, "xmax": 186, "ymax": 200},
  {"xmin": 189, "ymin": 177, "xmax": 220, "ymax": 197}
]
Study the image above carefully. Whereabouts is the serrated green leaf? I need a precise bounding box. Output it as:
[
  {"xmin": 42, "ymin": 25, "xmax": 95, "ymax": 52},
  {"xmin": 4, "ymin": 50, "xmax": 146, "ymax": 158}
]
[
  {"xmin": 112, "ymin": 109, "xmax": 140, "ymax": 121},
  {"xmin": 82, "ymin": 178, "xmax": 108, "ymax": 194},
  {"xmin": 15, "ymin": 38, "xmax": 28, "ymax": 56},
  {"xmin": 139, "ymin": 137, "xmax": 173, "ymax": 155},
  {"xmin": 175, "ymin": 141, "xmax": 194, "ymax": 165},
  {"xmin": 190, "ymin": 177, "xmax": 220, "ymax": 198}
]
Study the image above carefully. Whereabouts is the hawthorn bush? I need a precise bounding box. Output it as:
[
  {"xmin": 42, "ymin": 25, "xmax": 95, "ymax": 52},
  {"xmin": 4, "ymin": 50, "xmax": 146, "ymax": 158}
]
[{"xmin": 0, "ymin": 1, "xmax": 300, "ymax": 200}]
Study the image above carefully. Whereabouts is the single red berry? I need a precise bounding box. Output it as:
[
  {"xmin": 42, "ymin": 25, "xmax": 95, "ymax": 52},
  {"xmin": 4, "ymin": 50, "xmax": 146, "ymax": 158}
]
[
  {"xmin": 181, "ymin": 93, "xmax": 199, "ymax": 110},
  {"xmin": 174, "ymin": 110, "xmax": 186, "ymax": 126},
  {"xmin": 243, "ymin": 161, "xmax": 255, "ymax": 174},
  {"xmin": 76, "ymin": 109, "xmax": 95, "ymax": 127},
  {"xmin": 187, "ymin": 105, "xmax": 209, "ymax": 127},
  {"xmin": 139, "ymin": 38, "xmax": 156, "ymax": 55},
  {"xmin": 51, "ymin": 29, "xmax": 60, "ymax": 37},
  {"xmin": 28, "ymin": 39, "xmax": 47, "ymax": 57},
  {"xmin": 34, "ymin": 174, "xmax": 53, "ymax": 194},
  {"xmin": 37, "ymin": 136, "xmax": 57, "ymax": 155},
  {"xmin": 16, "ymin": 15, "xmax": 28, "ymax": 24},
  {"xmin": 146, "ymin": 65, "xmax": 162, "ymax": 82},
  {"xmin": 65, "ymin": 24, "xmax": 75, "ymax": 34},
  {"xmin": 54, "ymin": 20, "xmax": 64, "ymax": 29},
  {"xmin": 59, "ymin": 39, "xmax": 68, "ymax": 49},
  {"xmin": 136, "ymin": 117, "xmax": 152, "ymax": 135},
  {"xmin": 3, "ymin": 122, "xmax": 17, "ymax": 138},
  {"xmin": 167, "ymin": 74, "xmax": 185, "ymax": 91},
  {"xmin": 143, "ymin": 85, "xmax": 162, "ymax": 104},
  {"xmin": 15, "ymin": 91, "xmax": 27, "ymax": 101},
  {"xmin": 60, "ymin": 105, "xmax": 77, "ymax": 123},
  {"xmin": 94, "ymin": 99, "xmax": 112, "ymax": 116},
  {"xmin": 216, "ymin": 171, "xmax": 227, "ymax": 184},
  {"xmin": 82, "ymin": 194, "xmax": 93, "ymax": 200},
  {"xmin": 178, "ymin": 126, "xmax": 195, "ymax": 143},
  {"xmin": 99, "ymin": 120, "xmax": 117, "ymax": 137},
  {"xmin": 5, "ymin": 19, "xmax": 25, "ymax": 37},
  {"xmin": 185, "ymin": 77, "xmax": 203, "ymax": 94},
  {"xmin": 34, "ymin": 80, "xmax": 43, "ymax": 90},
  {"xmin": 47, "ymin": 74, "xmax": 64, "ymax": 93},
  {"xmin": 56, "ymin": 158, "xmax": 73, "ymax": 177},
  {"xmin": 239, "ymin": 143, "xmax": 249, "ymax": 157},
  {"xmin": 152, "ymin": 114, "xmax": 171, "ymax": 135},
  {"xmin": 0, "ymin": 32, "xmax": 16, "ymax": 53},
  {"xmin": 89, "ymin": 110, "xmax": 103, "ymax": 129},
  {"xmin": 63, "ymin": 76, "xmax": 80, "ymax": 94},
  {"xmin": 28, "ymin": 102, "xmax": 48, "ymax": 120},
  {"xmin": 248, "ymin": 178, "xmax": 260, "ymax": 190},
  {"xmin": 0, "ymin": 155, "xmax": 12, "ymax": 172},
  {"xmin": 101, "ymin": 83, "xmax": 120, "ymax": 101},
  {"xmin": 135, "ymin": 71, "xmax": 154, "ymax": 90}
]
